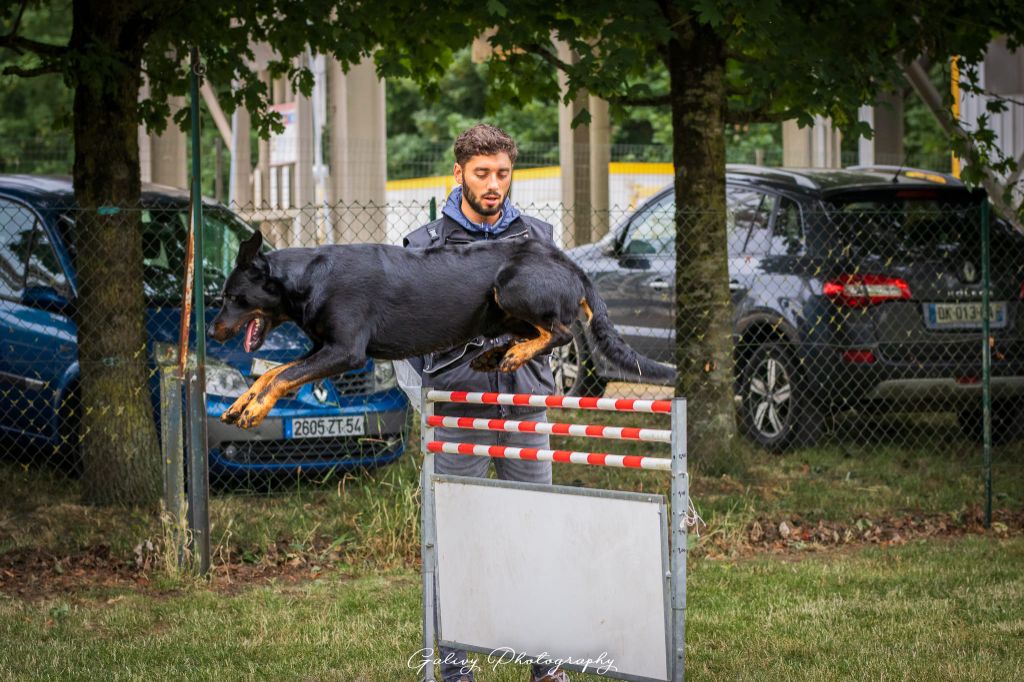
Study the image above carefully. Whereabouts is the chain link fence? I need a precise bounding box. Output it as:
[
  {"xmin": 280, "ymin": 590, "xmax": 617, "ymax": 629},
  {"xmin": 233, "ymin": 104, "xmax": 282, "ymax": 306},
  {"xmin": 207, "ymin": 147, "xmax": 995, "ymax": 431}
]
[{"xmin": 0, "ymin": 178, "xmax": 1021, "ymax": 503}]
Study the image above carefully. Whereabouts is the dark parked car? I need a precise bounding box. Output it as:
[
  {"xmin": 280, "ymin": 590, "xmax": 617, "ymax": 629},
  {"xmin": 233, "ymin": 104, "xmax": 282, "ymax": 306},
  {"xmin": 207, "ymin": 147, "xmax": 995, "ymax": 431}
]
[
  {"xmin": 559, "ymin": 165, "xmax": 1024, "ymax": 450},
  {"xmin": 0, "ymin": 175, "xmax": 409, "ymax": 478}
]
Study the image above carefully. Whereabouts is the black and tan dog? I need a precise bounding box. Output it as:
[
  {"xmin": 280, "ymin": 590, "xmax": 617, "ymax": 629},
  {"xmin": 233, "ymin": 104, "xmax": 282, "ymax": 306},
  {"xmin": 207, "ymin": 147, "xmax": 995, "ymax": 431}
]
[{"xmin": 209, "ymin": 231, "xmax": 675, "ymax": 429}]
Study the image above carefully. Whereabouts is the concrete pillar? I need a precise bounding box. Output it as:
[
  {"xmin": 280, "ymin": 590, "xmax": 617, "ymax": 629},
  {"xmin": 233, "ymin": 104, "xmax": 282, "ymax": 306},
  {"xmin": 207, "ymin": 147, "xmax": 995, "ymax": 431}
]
[
  {"xmin": 255, "ymin": 71, "xmax": 271, "ymax": 208},
  {"xmin": 983, "ymin": 38, "xmax": 1024, "ymax": 203},
  {"xmin": 229, "ymin": 98, "xmax": 252, "ymax": 207},
  {"xmin": 327, "ymin": 56, "xmax": 387, "ymax": 243},
  {"xmin": 857, "ymin": 92, "xmax": 904, "ymax": 166},
  {"xmin": 588, "ymin": 94, "xmax": 611, "ymax": 240},
  {"xmin": 782, "ymin": 115, "xmax": 842, "ymax": 168},
  {"xmin": 138, "ymin": 80, "xmax": 152, "ymax": 184},
  {"xmin": 150, "ymin": 96, "xmax": 187, "ymax": 188},
  {"xmin": 557, "ymin": 41, "xmax": 591, "ymax": 248},
  {"xmin": 327, "ymin": 57, "xmax": 348, "ymax": 243},
  {"xmin": 292, "ymin": 74, "xmax": 316, "ymax": 207}
]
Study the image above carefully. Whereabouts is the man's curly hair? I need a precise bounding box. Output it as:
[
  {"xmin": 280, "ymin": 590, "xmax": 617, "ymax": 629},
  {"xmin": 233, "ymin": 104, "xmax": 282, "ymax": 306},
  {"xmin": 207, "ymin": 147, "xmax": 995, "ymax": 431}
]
[{"xmin": 454, "ymin": 123, "xmax": 518, "ymax": 167}]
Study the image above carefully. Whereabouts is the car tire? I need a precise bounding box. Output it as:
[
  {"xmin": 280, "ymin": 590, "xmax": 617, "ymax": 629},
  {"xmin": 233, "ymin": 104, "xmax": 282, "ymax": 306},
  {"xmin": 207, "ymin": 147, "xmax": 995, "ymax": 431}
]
[
  {"xmin": 549, "ymin": 325, "xmax": 608, "ymax": 397},
  {"xmin": 738, "ymin": 343, "xmax": 825, "ymax": 452},
  {"xmin": 956, "ymin": 399, "xmax": 1024, "ymax": 444}
]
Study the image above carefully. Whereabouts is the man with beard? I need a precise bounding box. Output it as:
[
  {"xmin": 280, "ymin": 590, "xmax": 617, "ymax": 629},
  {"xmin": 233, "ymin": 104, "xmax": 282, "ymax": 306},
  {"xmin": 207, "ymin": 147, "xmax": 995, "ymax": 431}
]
[{"xmin": 400, "ymin": 124, "xmax": 569, "ymax": 682}]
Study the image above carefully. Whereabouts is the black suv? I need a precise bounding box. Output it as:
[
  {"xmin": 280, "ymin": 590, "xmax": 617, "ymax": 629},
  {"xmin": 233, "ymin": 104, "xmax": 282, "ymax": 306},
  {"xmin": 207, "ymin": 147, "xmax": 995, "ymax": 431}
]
[{"xmin": 561, "ymin": 165, "xmax": 1024, "ymax": 450}]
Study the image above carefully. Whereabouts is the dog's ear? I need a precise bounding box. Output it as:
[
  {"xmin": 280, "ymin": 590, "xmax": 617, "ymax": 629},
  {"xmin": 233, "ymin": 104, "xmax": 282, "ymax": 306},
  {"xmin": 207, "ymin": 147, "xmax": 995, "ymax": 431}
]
[{"xmin": 236, "ymin": 231, "xmax": 264, "ymax": 268}]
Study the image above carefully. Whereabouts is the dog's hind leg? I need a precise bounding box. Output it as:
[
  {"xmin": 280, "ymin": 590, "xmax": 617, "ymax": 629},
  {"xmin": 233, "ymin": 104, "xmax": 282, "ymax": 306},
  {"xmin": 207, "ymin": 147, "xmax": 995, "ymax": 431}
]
[
  {"xmin": 469, "ymin": 343, "xmax": 513, "ymax": 372},
  {"xmin": 498, "ymin": 322, "xmax": 573, "ymax": 373}
]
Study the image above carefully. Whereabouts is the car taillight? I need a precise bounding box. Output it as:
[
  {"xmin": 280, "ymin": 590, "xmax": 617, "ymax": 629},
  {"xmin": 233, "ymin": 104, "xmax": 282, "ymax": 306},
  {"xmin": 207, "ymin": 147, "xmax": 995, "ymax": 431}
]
[
  {"xmin": 841, "ymin": 349, "xmax": 876, "ymax": 364},
  {"xmin": 823, "ymin": 274, "xmax": 912, "ymax": 307}
]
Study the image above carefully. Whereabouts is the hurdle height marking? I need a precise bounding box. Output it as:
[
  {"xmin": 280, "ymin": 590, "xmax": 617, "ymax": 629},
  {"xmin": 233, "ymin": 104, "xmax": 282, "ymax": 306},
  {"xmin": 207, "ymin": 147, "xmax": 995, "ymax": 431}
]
[
  {"xmin": 426, "ymin": 389, "xmax": 672, "ymax": 414},
  {"xmin": 426, "ymin": 414, "xmax": 672, "ymax": 443},
  {"xmin": 427, "ymin": 440, "xmax": 672, "ymax": 471}
]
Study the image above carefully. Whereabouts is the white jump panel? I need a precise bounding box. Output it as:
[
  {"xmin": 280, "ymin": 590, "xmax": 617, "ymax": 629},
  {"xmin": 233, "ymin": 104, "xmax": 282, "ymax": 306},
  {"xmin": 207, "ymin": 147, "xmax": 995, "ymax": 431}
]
[{"xmin": 433, "ymin": 476, "xmax": 670, "ymax": 681}]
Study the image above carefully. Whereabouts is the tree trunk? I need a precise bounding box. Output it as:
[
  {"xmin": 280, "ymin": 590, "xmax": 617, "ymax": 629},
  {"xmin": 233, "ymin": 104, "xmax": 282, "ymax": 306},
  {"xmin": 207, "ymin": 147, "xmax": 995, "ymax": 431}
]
[
  {"xmin": 666, "ymin": 18, "xmax": 738, "ymax": 463},
  {"xmin": 71, "ymin": 0, "xmax": 161, "ymax": 506}
]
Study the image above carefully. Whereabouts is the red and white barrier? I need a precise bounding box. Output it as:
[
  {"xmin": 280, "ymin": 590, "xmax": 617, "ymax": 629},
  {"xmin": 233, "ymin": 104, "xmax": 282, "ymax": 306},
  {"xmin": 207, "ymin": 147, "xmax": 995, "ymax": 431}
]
[
  {"xmin": 426, "ymin": 414, "xmax": 672, "ymax": 443},
  {"xmin": 426, "ymin": 440, "xmax": 672, "ymax": 471},
  {"xmin": 427, "ymin": 389, "xmax": 672, "ymax": 414}
]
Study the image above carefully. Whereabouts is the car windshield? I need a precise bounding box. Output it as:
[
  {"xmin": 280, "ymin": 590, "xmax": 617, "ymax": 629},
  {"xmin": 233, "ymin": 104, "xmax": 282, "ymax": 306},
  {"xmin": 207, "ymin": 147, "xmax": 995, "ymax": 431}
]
[
  {"xmin": 825, "ymin": 193, "xmax": 981, "ymax": 260},
  {"xmin": 61, "ymin": 206, "xmax": 256, "ymax": 305}
]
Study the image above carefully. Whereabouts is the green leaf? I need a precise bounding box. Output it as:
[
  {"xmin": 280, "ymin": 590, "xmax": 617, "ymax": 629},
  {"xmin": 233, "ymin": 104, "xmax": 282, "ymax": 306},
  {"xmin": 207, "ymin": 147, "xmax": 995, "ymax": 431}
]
[{"xmin": 486, "ymin": 0, "xmax": 508, "ymax": 17}]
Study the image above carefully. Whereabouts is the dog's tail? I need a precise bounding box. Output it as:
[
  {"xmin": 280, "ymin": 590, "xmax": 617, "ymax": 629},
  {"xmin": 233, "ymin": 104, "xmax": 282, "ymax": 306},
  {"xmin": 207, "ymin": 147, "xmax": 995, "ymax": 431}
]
[{"xmin": 580, "ymin": 276, "xmax": 677, "ymax": 385}]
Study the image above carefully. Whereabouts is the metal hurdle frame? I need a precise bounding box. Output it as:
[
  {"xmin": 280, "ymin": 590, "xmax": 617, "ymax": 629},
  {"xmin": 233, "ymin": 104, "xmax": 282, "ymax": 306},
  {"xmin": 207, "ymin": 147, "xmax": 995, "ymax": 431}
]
[{"xmin": 419, "ymin": 389, "xmax": 688, "ymax": 682}]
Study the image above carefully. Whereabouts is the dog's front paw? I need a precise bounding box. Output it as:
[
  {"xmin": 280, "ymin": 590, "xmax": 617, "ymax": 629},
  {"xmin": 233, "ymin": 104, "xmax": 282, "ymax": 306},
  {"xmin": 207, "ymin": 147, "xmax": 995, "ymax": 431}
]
[
  {"xmin": 221, "ymin": 391, "xmax": 257, "ymax": 424},
  {"xmin": 470, "ymin": 345, "xmax": 510, "ymax": 372},
  {"xmin": 235, "ymin": 391, "xmax": 278, "ymax": 429},
  {"xmin": 235, "ymin": 405, "xmax": 266, "ymax": 430}
]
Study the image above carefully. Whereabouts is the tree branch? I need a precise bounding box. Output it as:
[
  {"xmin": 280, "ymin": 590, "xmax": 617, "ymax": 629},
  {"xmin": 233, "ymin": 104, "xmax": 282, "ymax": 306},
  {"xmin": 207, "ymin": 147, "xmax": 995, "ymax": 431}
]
[
  {"xmin": 2, "ymin": 62, "xmax": 60, "ymax": 77},
  {"xmin": 725, "ymin": 107, "xmax": 799, "ymax": 125},
  {"xmin": 609, "ymin": 93, "xmax": 671, "ymax": 107},
  {"xmin": 520, "ymin": 41, "xmax": 573, "ymax": 73},
  {"xmin": 725, "ymin": 49, "xmax": 759, "ymax": 64},
  {"xmin": 7, "ymin": 0, "xmax": 28, "ymax": 38},
  {"xmin": 0, "ymin": 33, "xmax": 67, "ymax": 58}
]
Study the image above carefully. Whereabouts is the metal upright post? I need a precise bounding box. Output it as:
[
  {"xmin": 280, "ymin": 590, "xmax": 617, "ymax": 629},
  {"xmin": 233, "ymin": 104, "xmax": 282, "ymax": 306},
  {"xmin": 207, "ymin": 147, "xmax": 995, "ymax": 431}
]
[
  {"xmin": 185, "ymin": 46, "xmax": 211, "ymax": 575},
  {"xmin": 159, "ymin": 365, "xmax": 186, "ymax": 564},
  {"xmin": 420, "ymin": 388, "xmax": 438, "ymax": 682},
  {"xmin": 670, "ymin": 398, "xmax": 688, "ymax": 682},
  {"xmin": 980, "ymin": 198, "xmax": 992, "ymax": 528}
]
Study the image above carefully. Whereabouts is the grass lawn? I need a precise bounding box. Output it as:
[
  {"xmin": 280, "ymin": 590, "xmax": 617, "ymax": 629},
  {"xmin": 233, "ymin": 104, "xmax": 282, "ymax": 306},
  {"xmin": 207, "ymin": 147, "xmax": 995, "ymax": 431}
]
[
  {"xmin": 2, "ymin": 403, "xmax": 1022, "ymax": 680},
  {"xmin": 3, "ymin": 410, "xmax": 1022, "ymax": 566},
  {"xmin": 1, "ymin": 536, "xmax": 1021, "ymax": 681}
]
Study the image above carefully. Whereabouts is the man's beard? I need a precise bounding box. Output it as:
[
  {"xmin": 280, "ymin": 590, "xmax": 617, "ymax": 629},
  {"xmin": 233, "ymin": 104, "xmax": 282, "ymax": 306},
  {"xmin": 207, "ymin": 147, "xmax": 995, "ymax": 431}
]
[{"xmin": 462, "ymin": 180, "xmax": 511, "ymax": 218}]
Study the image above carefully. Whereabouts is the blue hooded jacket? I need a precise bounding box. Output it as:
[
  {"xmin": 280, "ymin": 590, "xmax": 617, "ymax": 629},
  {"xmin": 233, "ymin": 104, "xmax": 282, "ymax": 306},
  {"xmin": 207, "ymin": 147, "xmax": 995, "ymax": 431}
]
[{"xmin": 442, "ymin": 185, "xmax": 521, "ymax": 236}]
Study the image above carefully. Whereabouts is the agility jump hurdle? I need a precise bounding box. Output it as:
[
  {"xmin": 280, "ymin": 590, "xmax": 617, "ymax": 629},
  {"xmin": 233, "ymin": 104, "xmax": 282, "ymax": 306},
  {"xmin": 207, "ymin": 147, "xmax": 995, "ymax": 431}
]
[{"xmin": 420, "ymin": 389, "xmax": 689, "ymax": 682}]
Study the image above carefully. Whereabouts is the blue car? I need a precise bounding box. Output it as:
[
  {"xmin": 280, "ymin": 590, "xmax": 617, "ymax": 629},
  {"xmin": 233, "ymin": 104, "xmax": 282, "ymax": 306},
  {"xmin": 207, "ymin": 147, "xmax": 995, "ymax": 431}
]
[{"xmin": 0, "ymin": 175, "xmax": 410, "ymax": 479}]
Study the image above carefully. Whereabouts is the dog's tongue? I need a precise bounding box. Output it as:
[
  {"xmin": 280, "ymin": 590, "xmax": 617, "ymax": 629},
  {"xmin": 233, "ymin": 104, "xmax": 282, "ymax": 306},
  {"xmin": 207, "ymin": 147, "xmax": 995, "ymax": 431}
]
[{"xmin": 244, "ymin": 318, "xmax": 259, "ymax": 353}]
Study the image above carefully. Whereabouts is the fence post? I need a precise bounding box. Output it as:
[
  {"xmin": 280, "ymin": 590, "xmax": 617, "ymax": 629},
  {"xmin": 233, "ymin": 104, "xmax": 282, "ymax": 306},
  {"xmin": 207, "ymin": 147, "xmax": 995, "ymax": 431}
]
[
  {"xmin": 420, "ymin": 388, "xmax": 437, "ymax": 682},
  {"xmin": 159, "ymin": 365, "xmax": 186, "ymax": 564},
  {"xmin": 670, "ymin": 398, "xmax": 688, "ymax": 682},
  {"xmin": 185, "ymin": 46, "xmax": 211, "ymax": 575},
  {"xmin": 980, "ymin": 198, "xmax": 992, "ymax": 529}
]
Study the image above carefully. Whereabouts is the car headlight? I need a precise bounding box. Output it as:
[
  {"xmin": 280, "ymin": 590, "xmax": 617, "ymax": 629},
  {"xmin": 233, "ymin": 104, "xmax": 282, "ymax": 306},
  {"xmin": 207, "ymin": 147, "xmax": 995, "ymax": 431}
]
[
  {"xmin": 204, "ymin": 359, "xmax": 250, "ymax": 397},
  {"xmin": 153, "ymin": 342, "xmax": 249, "ymax": 397},
  {"xmin": 373, "ymin": 359, "xmax": 397, "ymax": 391}
]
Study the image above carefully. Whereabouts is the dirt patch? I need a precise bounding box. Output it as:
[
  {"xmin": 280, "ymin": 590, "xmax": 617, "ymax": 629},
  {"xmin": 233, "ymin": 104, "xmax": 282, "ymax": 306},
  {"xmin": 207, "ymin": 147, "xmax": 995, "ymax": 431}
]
[
  {"xmin": 0, "ymin": 542, "xmax": 346, "ymax": 602},
  {"xmin": 2, "ymin": 506, "xmax": 1021, "ymax": 600},
  {"xmin": 699, "ymin": 506, "xmax": 1024, "ymax": 559}
]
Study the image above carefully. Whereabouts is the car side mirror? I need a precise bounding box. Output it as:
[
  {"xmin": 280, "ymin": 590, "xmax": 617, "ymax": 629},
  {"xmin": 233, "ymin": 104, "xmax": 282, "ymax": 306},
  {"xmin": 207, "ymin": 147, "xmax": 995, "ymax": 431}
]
[
  {"xmin": 22, "ymin": 285, "xmax": 71, "ymax": 314},
  {"xmin": 617, "ymin": 239, "xmax": 657, "ymax": 269}
]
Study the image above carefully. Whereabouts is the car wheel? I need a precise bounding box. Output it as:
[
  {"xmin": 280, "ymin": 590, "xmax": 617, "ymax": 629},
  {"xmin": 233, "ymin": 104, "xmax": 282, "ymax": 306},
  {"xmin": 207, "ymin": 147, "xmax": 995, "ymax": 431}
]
[
  {"xmin": 739, "ymin": 343, "xmax": 824, "ymax": 452},
  {"xmin": 956, "ymin": 399, "xmax": 1024, "ymax": 444},
  {"xmin": 549, "ymin": 326, "xmax": 608, "ymax": 397}
]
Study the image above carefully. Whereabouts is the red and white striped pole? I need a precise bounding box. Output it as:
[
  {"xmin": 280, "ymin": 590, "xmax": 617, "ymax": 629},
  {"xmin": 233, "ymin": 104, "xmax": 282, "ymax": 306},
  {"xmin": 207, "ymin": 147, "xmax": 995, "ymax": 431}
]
[{"xmin": 427, "ymin": 389, "xmax": 672, "ymax": 414}]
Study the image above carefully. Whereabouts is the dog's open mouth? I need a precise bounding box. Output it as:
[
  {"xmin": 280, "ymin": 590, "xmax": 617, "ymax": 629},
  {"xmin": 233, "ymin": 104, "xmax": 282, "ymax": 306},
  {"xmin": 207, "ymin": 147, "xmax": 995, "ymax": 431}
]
[{"xmin": 243, "ymin": 315, "xmax": 268, "ymax": 353}]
